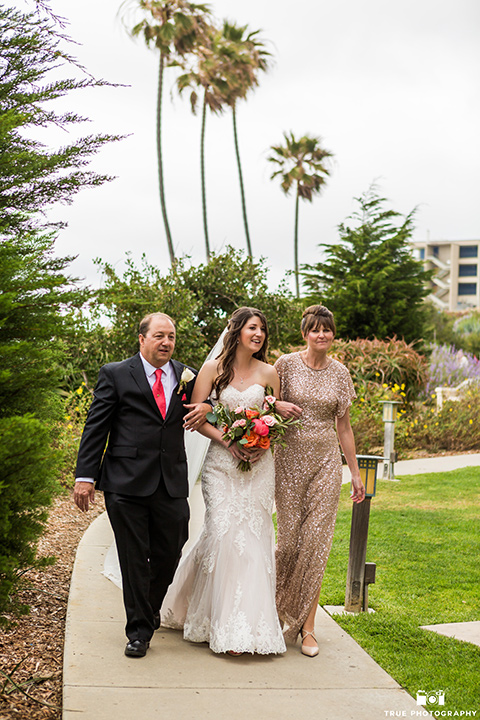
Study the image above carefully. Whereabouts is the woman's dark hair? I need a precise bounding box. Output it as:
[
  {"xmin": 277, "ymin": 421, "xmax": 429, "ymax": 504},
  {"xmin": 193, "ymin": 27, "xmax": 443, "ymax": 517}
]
[
  {"xmin": 301, "ymin": 305, "xmax": 336, "ymax": 337},
  {"xmin": 213, "ymin": 307, "xmax": 269, "ymax": 397}
]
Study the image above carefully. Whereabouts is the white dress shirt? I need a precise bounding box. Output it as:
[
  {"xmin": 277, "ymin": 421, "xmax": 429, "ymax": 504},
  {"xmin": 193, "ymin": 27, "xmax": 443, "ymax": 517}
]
[{"xmin": 76, "ymin": 355, "xmax": 178, "ymax": 484}]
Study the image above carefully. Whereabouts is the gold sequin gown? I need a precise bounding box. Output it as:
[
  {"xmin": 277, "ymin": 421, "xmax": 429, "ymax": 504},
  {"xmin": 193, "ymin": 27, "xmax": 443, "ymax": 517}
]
[{"xmin": 274, "ymin": 352, "xmax": 356, "ymax": 643}]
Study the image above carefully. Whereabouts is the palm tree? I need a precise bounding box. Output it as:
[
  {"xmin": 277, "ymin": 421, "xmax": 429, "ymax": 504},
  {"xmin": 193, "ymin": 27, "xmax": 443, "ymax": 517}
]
[
  {"xmin": 177, "ymin": 20, "xmax": 270, "ymax": 259},
  {"xmin": 268, "ymin": 132, "xmax": 333, "ymax": 297},
  {"xmin": 123, "ymin": 0, "xmax": 211, "ymax": 265},
  {"xmin": 176, "ymin": 22, "xmax": 230, "ymax": 260},
  {"xmin": 220, "ymin": 22, "xmax": 270, "ymax": 258}
]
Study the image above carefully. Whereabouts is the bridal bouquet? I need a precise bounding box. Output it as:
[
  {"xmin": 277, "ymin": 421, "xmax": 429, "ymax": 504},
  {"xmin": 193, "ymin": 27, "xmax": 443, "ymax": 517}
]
[{"xmin": 206, "ymin": 388, "xmax": 300, "ymax": 471}]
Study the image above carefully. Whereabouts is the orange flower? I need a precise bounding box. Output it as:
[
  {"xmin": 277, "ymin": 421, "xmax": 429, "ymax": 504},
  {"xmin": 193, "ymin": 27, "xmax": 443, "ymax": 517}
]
[
  {"xmin": 243, "ymin": 431, "xmax": 259, "ymax": 448},
  {"xmin": 245, "ymin": 409, "xmax": 259, "ymax": 419},
  {"xmin": 257, "ymin": 435, "xmax": 271, "ymax": 450}
]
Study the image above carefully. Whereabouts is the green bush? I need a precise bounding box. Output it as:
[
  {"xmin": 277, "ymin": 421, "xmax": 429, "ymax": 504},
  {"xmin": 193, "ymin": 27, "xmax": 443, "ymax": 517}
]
[
  {"xmin": 331, "ymin": 336, "xmax": 427, "ymax": 402},
  {"xmin": 0, "ymin": 416, "xmax": 60, "ymax": 623},
  {"xmin": 55, "ymin": 383, "xmax": 92, "ymax": 487},
  {"xmin": 396, "ymin": 384, "xmax": 480, "ymax": 454}
]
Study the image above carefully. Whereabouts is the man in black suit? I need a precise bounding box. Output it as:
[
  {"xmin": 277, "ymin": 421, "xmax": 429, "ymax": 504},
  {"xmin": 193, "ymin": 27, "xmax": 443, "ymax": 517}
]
[{"xmin": 74, "ymin": 312, "xmax": 208, "ymax": 657}]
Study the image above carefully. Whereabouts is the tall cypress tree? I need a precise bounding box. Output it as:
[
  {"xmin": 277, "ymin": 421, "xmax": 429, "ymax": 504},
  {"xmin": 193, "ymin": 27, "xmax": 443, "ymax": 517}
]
[
  {"xmin": 0, "ymin": 4, "xmax": 118, "ymax": 620},
  {"xmin": 301, "ymin": 187, "xmax": 433, "ymax": 342}
]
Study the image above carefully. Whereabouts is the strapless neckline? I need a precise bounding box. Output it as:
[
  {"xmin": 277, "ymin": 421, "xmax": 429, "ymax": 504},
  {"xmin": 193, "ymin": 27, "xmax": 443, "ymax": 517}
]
[{"xmin": 226, "ymin": 382, "xmax": 264, "ymax": 394}]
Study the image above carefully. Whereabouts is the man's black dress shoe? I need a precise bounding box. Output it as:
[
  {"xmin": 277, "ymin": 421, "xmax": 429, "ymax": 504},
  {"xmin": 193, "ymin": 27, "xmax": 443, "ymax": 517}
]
[
  {"xmin": 125, "ymin": 639, "xmax": 149, "ymax": 658},
  {"xmin": 153, "ymin": 611, "xmax": 160, "ymax": 630}
]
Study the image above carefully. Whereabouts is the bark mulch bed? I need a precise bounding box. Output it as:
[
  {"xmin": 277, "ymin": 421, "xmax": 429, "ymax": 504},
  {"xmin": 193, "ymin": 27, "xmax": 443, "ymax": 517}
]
[{"xmin": 0, "ymin": 491, "xmax": 105, "ymax": 720}]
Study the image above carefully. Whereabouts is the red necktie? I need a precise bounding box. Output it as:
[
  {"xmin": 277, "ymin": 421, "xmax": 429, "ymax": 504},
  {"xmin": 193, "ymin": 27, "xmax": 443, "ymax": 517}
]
[{"xmin": 152, "ymin": 368, "xmax": 166, "ymax": 417}]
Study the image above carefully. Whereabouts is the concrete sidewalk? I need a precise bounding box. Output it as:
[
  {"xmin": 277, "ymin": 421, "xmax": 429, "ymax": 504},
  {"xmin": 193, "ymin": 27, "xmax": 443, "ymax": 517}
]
[{"xmin": 62, "ymin": 455, "xmax": 480, "ymax": 720}]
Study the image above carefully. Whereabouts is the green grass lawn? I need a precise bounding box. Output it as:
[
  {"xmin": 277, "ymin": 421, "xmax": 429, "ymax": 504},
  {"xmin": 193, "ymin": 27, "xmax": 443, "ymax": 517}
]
[{"xmin": 319, "ymin": 466, "xmax": 480, "ymax": 714}]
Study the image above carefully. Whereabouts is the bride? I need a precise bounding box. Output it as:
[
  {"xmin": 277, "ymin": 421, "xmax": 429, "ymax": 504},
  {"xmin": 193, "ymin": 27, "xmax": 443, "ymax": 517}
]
[{"xmin": 160, "ymin": 306, "xmax": 286, "ymax": 655}]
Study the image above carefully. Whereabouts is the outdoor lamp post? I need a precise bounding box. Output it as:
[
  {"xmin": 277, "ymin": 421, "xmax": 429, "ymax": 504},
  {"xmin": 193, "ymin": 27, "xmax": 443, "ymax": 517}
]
[
  {"xmin": 344, "ymin": 455, "xmax": 379, "ymax": 613},
  {"xmin": 379, "ymin": 400, "xmax": 402, "ymax": 480}
]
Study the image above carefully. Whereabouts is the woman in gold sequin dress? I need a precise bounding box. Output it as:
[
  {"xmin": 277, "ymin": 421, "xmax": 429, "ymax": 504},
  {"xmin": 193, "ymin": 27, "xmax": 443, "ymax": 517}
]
[{"xmin": 274, "ymin": 305, "xmax": 365, "ymax": 656}]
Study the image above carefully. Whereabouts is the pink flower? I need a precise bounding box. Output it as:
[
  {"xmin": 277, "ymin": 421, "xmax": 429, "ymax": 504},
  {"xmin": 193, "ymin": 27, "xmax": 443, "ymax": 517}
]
[
  {"xmin": 252, "ymin": 418, "xmax": 269, "ymax": 436},
  {"xmin": 232, "ymin": 418, "xmax": 247, "ymax": 428},
  {"xmin": 234, "ymin": 406, "xmax": 244, "ymax": 414},
  {"xmin": 265, "ymin": 395, "xmax": 276, "ymax": 405},
  {"xmin": 262, "ymin": 415, "xmax": 277, "ymax": 427}
]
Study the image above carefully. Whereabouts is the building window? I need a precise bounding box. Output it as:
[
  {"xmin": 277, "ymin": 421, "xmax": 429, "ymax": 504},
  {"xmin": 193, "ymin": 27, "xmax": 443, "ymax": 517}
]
[
  {"xmin": 459, "ymin": 245, "xmax": 478, "ymax": 258},
  {"xmin": 432, "ymin": 246, "xmax": 439, "ymax": 257},
  {"xmin": 458, "ymin": 264, "xmax": 478, "ymax": 277},
  {"xmin": 419, "ymin": 248, "xmax": 425, "ymax": 260},
  {"xmin": 458, "ymin": 282, "xmax": 477, "ymax": 296}
]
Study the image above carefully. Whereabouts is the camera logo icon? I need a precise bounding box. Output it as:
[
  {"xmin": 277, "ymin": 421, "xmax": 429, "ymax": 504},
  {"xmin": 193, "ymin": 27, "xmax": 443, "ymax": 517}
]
[{"xmin": 416, "ymin": 690, "xmax": 446, "ymax": 706}]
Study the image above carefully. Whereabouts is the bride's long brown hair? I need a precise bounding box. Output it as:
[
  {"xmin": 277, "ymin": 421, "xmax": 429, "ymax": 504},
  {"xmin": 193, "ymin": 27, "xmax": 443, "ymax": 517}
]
[{"xmin": 213, "ymin": 307, "xmax": 269, "ymax": 398}]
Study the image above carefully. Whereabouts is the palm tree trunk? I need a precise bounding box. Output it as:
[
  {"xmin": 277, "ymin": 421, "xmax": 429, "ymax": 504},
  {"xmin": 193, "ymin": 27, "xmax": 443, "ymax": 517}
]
[
  {"xmin": 157, "ymin": 52, "xmax": 175, "ymax": 266},
  {"xmin": 200, "ymin": 91, "xmax": 210, "ymax": 261},
  {"xmin": 294, "ymin": 189, "xmax": 300, "ymax": 298},
  {"xmin": 232, "ymin": 104, "xmax": 252, "ymax": 258}
]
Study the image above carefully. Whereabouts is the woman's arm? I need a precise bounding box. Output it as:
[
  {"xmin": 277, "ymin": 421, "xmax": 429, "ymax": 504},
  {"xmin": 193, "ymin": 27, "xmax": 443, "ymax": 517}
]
[
  {"xmin": 336, "ymin": 410, "xmax": 365, "ymax": 503},
  {"xmin": 188, "ymin": 361, "xmax": 252, "ymax": 463}
]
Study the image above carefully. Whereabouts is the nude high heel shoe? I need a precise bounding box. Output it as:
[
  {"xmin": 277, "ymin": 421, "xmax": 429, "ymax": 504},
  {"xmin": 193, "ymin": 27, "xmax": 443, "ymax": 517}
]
[{"xmin": 301, "ymin": 629, "xmax": 319, "ymax": 657}]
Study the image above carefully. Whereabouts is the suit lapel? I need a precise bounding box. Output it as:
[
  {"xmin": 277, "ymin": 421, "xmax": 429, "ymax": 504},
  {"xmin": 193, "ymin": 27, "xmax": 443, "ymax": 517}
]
[
  {"xmin": 129, "ymin": 353, "xmax": 159, "ymax": 415},
  {"xmin": 166, "ymin": 359, "xmax": 184, "ymax": 421}
]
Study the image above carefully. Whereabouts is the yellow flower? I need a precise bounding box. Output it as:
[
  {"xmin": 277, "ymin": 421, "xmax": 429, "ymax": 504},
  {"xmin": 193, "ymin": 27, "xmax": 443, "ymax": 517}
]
[
  {"xmin": 382, "ymin": 383, "xmax": 388, "ymax": 389},
  {"xmin": 360, "ymin": 397, "xmax": 365, "ymax": 403},
  {"xmin": 468, "ymin": 404, "xmax": 471, "ymax": 409},
  {"xmin": 75, "ymin": 406, "xmax": 80, "ymax": 412},
  {"xmin": 375, "ymin": 372, "xmax": 380, "ymax": 377},
  {"xmin": 67, "ymin": 423, "xmax": 73, "ymax": 430},
  {"xmin": 65, "ymin": 414, "xmax": 71, "ymax": 421},
  {"xmin": 401, "ymin": 383, "xmax": 405, "ymax": 390},
  {"xmin": 76, "ymin": 387, "xmax": 83, "ymax": 395},
  {"xmin": 82, "ymin": 381, "xmax": 86, "ymax": 386},
  {"xmin": 435, "ymin": 422, "xmax": 439, "ymax": 426},
  {"xmin": 449, "ymin": 408, "xmax": 453, "ymax": 412},
  {"xmin": 431, "ymin": 393, "xmax": 436, "ymax": 399},
  {"xmin": 430, "ymin": 408, "xmax": 435, "ymax": 413},
  {"xmin": 423, "ymin": 424, "xmax": 428, "ymax": 429},
  {"xmin": 469, "ymin": 419, "xmax": 473, "ymax": 425},
  {"xmin": 400, "ymin": 392, "xmax": 406, "ymax": 397}
]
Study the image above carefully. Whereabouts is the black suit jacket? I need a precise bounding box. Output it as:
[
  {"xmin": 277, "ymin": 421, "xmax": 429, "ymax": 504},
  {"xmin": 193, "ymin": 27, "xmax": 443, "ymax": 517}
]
[{"xmin": 75, "ymin": 354, "xmax": 196, "ymax": 498}]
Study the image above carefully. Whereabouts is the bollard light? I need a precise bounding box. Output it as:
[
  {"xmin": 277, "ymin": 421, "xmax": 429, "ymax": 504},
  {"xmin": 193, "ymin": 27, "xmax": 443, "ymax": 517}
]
[
  {"xmin": 357, "ymin": 455, "xmax": 379, "ymax": 498},
  {"xmin": 379, "ymin": 400, "xmax": 402, "ymax": 480},
  {"xmin": 379, "ymin": 400, "xmax": 402, "ymax": 423}
]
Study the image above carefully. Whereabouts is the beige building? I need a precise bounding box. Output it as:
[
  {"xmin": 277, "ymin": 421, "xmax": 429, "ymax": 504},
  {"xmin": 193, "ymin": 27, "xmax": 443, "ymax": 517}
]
[{"xmin": 412, "ymin": 238, "xmax": 480, "ymax": 311}]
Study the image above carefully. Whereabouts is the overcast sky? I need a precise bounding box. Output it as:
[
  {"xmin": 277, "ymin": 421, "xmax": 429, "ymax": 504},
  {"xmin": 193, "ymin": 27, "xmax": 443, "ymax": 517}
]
[{"xmin": 15, "ymin": 0, "xmax": 480, "ymax": 292}]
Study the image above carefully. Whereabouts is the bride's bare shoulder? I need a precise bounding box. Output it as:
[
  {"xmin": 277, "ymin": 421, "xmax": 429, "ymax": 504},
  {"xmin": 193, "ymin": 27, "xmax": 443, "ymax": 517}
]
[
  {"xmin": 257, "ymin": 360, "xmax": 279, "ymax": 383},
  {"xmin": 199, "ymin": 358, "xmax": 221, "ymax": 382}
]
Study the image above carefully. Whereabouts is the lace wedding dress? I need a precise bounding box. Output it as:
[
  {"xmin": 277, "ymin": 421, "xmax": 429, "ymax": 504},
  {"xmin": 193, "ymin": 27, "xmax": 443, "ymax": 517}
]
[{"xmin": 161, "ymin": 383, "xmax": 286, "ymax": 655}]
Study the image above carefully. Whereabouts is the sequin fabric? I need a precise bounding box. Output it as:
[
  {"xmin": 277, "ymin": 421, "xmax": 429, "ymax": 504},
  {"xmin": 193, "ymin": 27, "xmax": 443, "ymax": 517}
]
[{"xmin": 274, "ymin": 352, "xmax": 356, "ymax": 643}]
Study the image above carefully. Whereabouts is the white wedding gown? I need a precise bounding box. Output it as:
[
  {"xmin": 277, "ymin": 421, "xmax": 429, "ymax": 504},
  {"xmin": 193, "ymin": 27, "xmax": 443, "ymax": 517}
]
[{"xmin": 160, "ymin": 383, "xmax": 286, "ymax": 655}]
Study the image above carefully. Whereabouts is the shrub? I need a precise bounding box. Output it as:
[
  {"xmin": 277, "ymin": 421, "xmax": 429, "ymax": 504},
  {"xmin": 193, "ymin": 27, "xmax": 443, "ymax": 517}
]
[
  {"xmin": 396, "ymin": 385, "xmax": 480, "ymax": 454},
  {"xmin": 425, "ymin": 344, "xmax": 480, "ymax": 396},
  {"xmin": 0, "ymin": 417, "xmax": 59, "ymax": 623},
  {"xmin": 331, "ymin": 337, "xmax": 427, "ymax": 402},
  {"xmin": 55, "ymin": 384, "xmax": 92, "ymax": 487}
]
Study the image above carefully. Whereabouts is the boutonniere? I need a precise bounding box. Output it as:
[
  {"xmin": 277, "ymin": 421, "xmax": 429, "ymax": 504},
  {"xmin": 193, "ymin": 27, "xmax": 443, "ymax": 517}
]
[{"xmin": 177, "ymin": 367, "xmax": 195, "ymax": 394}]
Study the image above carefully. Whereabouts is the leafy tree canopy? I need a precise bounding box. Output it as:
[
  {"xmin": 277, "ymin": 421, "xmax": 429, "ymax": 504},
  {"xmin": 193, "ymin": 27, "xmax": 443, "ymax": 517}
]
[
  {"xmin": 67, "ymin": 247, "xmax": 303, "ymax": 386},
  {"xmin": 301, "ymin": 187, "xmax": 433, "ymax": 342}
]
